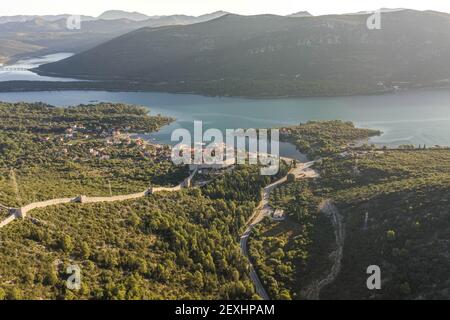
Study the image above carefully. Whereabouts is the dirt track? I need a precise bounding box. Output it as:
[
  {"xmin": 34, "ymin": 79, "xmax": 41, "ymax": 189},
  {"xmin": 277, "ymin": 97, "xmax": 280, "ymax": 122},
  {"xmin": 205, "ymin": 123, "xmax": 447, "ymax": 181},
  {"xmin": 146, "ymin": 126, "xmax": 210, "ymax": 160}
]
[{"xmin": 303, "ymin": 200, "xmax": 345, "ymax": 300}]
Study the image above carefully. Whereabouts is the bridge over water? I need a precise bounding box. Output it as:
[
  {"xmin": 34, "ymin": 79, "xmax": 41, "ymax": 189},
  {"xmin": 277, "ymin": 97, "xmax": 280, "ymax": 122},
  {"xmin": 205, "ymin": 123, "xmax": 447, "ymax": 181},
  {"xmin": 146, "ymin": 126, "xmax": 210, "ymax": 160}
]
[{"xmin": 0, "ymin": 65, "xmax": 34, "ymax": 72}]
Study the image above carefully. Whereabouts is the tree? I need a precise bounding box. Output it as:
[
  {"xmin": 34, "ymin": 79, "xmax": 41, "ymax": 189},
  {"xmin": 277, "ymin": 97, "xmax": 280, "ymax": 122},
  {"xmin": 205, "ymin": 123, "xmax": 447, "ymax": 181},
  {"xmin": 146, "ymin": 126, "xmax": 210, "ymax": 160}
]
[
  {"xmin": 61, "ymin": 235, "xmax": 74, "ymax": 253},
  {"xmin": 64, "ymin": 290, "xmax": 76, "ymax": 300},
  {"xmin": 232, "ymin": 269, "xmax": 240, "ymax": 282},
  {"xmin": 277, "ymin": 289, "xmax": 292, "ymax": 300},
  {"xmin": 7, "ymin": 288, "xmax": 22, "ymax": 300},
  {"xmin": 80, "ymin": 242, "xmax": 91, "ymax": 259},
  {"xmin": 23, "ymin": 268, "xmax": 35, "ymax": 284},
  {"xmin": 128, "ymin": 212, "xmax": 141, "ymax": 228},
  {"xmin": 192, "ymin": 271, "xmax": 204, "ymax": 290},
  {"xmin": 399, "ymin": 282, "xmax": 412, "ymax": 296},
  {"xmin": 44, "ymin": 266, "xmax": 59, "ymax": 286},
  {"xmin": 386, "ymin": 230, "xmax": 396, "ymax": 241},
  {"xmin": 287, "ymin": 173, "xmax": 295, "ymax": 183}
]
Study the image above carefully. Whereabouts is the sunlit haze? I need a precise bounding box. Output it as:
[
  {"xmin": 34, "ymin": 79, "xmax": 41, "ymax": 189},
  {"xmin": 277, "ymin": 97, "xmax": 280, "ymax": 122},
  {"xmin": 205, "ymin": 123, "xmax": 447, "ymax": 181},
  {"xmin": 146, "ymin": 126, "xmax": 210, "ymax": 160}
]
[{"xmin": 2, "ymin": 0, "xmax": 450, "ymax": 16}]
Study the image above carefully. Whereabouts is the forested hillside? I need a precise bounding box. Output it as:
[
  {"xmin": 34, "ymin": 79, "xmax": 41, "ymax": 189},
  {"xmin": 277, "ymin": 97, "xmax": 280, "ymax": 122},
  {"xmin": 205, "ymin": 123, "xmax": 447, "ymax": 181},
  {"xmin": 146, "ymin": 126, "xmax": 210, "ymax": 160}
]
[
  {"xmin": 1, "ymin": 112, "xmax": 448, "ymax": 300},
  {"xmin": 0, "ymin": 11, "xmax": 227, "ymax": 64},
  {"xmin": 280, "ymin": 120, "xmax": 381, "ymax": 157},
  {"xmin": 37, "ymin": 10, "xmax": 450, "ymax": 97},
  {"xmin": 0, "ymin": 102, "xmax": 181, "ymax": 207},
  {"xmin": 0, "ymin": 186, "xmax": 255, "ymax": 299},
  {"xmin": 0, "ymin": 102, "xmax": 291, "ymax": 299},
  {"xmin": 249, "ymin": 122, "xmax": 450, "ymax": 300},
  {"xmin": 0, "ymin": 160, "xmax": 288, "ymax": 299},
  {"xmin": 317, "ymin": 150, "xmax": 450, "ymax": 299}
]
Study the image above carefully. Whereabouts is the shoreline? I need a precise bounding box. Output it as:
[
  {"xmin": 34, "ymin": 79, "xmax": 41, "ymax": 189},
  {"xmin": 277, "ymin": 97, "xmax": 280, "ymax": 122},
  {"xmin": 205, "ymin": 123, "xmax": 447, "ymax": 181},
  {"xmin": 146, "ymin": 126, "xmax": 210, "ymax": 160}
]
[
  {"xmin": 3, "ymin": 79, "xmax": 450, "ymax": 100},
  {"xmin": 1, "ymin": 88, "xmax": 450, "ymax": 149}
]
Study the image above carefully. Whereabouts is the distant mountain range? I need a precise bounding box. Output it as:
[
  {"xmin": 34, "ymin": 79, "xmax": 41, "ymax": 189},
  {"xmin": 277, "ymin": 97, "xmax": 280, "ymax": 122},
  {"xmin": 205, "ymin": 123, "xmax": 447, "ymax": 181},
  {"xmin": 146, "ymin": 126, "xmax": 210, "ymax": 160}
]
[
  {"xmin": 287, "ymin": 11, "xmax": 313, "ymax": 17},
  {"xmin": 0, "ymin": 10, "xmax": 229, "ymax": 64},
  {"xmin": 0, "ymin": 9, "xmax": 316, "ymax": 24},
  {"xmin": 35, "ymin": 10, "xmax": 450, "ymax": 97},
  {"xmin": 97, "ymin": 10, "xmax": 153, "ymax": 21},
  {"xmin": 0, "ymin": 14, "xmax": 94, "ymax": 24},
  {"xmin": 349, "ymin": 8, "xmax": 406, "ymax": 15},
  {"xmin": 0, "ymin": 10, "xmax": 230, "ymax": 24}
]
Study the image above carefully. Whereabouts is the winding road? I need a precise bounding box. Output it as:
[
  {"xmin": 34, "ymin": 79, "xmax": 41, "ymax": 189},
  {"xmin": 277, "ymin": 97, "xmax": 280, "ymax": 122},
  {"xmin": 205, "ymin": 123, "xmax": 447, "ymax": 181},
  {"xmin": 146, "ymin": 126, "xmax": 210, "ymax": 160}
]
[
  {"xmin": 240, "ymin": 160, "xmax": 318, "ymax": 300},
  {"xmin": 1, "ymin": 159, "xmax": 330, "ymax": 300}
]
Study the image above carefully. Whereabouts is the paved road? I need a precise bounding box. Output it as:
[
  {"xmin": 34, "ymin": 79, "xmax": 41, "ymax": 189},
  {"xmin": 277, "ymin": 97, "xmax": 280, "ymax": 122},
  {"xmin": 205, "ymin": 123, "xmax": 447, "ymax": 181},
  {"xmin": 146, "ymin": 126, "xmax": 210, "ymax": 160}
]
[
  {"xmin": 240, "ymin": 160, "xmax": 318, "ymax": 300},
  {"xmin": 240, "ymin": 227, "xmax": 270, "ymax": 300}
]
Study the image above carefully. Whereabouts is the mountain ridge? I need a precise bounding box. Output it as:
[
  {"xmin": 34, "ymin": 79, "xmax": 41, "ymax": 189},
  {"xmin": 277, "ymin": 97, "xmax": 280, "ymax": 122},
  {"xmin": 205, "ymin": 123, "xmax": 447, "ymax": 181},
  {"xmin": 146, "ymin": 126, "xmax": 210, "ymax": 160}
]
[
  {"xmin": 35, "ymin": 9, "xmax": 450, "ymax": 98},
  {"xmin": 0, "ymin": 11, "xmax": 229, "ymax": 63},
  {"xmin": 97, "ymin": 10, "xmax": 152, "ymax": 21}
]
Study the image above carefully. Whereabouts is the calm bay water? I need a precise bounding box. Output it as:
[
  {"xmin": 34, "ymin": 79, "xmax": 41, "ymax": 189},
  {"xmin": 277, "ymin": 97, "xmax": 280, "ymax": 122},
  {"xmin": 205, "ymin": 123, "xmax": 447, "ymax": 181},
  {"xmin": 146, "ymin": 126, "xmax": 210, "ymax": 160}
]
[
  {"xmin": 2, "ymin": 52, "xmax": 450, "ymax": 153},
  {"xmin": 0, "ymin": 53, "xmax": 78, "ymax": 82},
  {"xmin": 0, "ymin": 89, "xmax": 450, "ymax": 153}
]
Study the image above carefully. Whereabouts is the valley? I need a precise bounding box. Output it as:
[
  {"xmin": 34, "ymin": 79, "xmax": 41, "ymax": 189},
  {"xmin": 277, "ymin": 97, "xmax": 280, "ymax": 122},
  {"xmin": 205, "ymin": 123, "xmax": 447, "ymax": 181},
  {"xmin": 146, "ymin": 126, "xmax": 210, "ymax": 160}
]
[{"xmin": 1, "ymin": 4, "xmax": 449, "ymax": 303}]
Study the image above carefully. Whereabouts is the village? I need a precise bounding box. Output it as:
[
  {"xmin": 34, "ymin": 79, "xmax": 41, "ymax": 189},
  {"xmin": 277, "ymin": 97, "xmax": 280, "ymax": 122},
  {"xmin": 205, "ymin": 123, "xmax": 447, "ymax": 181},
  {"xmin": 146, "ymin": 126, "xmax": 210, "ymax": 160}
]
[{"xmin": 37, "ymin": 123, "xmax": 173, "ymax": 163}]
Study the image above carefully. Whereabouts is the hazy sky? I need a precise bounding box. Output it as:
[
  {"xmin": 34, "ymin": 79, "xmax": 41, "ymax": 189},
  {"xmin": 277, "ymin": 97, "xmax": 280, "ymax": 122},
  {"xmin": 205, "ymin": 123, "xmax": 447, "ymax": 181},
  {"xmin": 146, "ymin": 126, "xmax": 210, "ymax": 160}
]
[{"xmin": 2, "ymin": 0, "xmax": 450, "ymax": 17}]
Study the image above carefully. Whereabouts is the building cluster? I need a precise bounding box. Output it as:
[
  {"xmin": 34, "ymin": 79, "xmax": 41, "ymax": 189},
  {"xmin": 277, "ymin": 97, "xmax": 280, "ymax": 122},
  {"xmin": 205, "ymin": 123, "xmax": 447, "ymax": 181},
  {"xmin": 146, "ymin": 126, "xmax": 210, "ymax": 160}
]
[
  {"xmin": 37, "ymin": 124, "xmax": 173, "ymax": 162},
  {"xmin": 88, "ymin": 148, "xmax": 110, "ymax": 160},
  {"xmin": 176, "ymin": 142, "xmax": 237, "ymax": 171},
  {"xmin": 64, "ymin": 124, "xmax": 89, "ymax": 139},
  {"xmin": 338, "ymin": 149, "xmax": 385, "ymax": 159},
  {"xmin": 272, "ymin": 209, "xmax": 286, "ymax": 221}
]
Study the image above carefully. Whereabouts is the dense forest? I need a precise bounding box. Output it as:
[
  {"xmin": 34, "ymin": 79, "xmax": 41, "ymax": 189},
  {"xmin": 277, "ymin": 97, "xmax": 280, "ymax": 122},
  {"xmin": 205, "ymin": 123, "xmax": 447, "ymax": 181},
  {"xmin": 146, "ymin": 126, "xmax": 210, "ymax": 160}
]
[
  {"xmin": 317, "ymin": 150, "xmax": 450, "ymax": 299},
  {"xmin": 0, "ymin": 102, "xmax": 172, "ymax": 134},
  {"xmin": 0, "ymin": 102, "xmax": 292, "ymax": 299},
  {"xmin": 280, "ymin": 120, "xmax": 381, "ymax": 158},
  {"xmin": 0, "ymin": 162, "xmax": 289, "ymax": 299},
  {"xmin": 250, "ymin": 121, "xmax": 450, "ymax": 300},
  {"xmin": 1, "ymin": 106, "xmax": 449, "ymax": 300},
  {"xmin": 249, "ymin": 179, "xmax": 335, "ymax": 299},
  {"xmin": 0, "ymin": 186, "xmax": 253, "ymax": 299}
]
